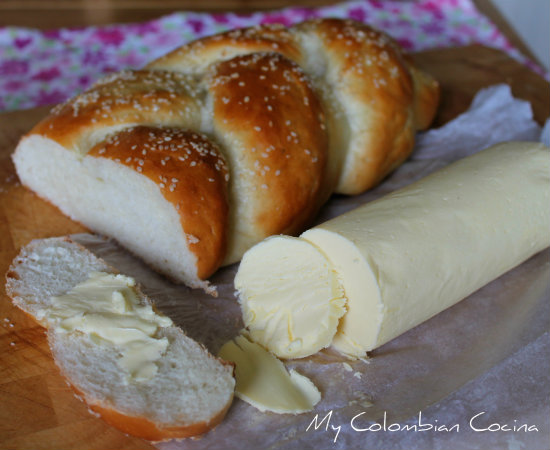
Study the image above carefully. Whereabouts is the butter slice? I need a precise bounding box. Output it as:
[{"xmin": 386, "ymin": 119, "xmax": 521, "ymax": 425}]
[
  {"xmin": 47, "ymin": 272, "xmax": 173, "ymax": 382},
  {"xmin": 219, "ymin": 335, "xmax": 321, "ymax": 414},
  {"xmin": 235, "ymin": 236, "xmax": 346, "ymax": 359}
]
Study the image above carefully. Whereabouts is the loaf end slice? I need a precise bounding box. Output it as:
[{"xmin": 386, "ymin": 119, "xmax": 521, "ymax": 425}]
[
  {"xmin": 13, "ymin": 126, "xmax": 229, "ymax": 294},
  {"xmin": 5, "ymin": 237, "xmax": 235, "ymax": 441}
]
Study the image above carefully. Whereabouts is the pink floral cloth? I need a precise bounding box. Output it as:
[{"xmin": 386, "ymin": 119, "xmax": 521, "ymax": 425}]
[{"xmin": 0, "ymin": 0, "xmax": 544, "ymax": 112}]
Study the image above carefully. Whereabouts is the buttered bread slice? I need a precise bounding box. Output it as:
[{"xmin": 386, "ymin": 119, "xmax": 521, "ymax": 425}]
[{"xmin": 5, "ymin": 237, "xmax": 235, "ymax": 441}]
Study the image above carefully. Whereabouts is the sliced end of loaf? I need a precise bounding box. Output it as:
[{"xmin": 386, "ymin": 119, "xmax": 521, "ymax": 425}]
[
  {"xmin": 5, "ymin": 237, "xmax": 235, "ymax": 441},
  {"xmin": 12, "ymin": 135, "xmax": 215, "ymax": 293}
]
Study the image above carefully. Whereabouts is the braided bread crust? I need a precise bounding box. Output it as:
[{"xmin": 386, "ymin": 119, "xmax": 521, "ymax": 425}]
[{"xmin": 13, "ymin": 18, "xmax": 439, "ymax": 291}]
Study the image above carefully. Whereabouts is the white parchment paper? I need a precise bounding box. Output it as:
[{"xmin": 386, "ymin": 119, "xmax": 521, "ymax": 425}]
[{"xmin": 73, "ymin": 84, "xmax": 550, "ymax": 450}]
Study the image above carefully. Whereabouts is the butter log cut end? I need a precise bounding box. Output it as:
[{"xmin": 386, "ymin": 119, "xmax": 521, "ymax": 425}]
[{"xmin": 235, "ymin": 236, "xmax": 346, "ymax": 359}]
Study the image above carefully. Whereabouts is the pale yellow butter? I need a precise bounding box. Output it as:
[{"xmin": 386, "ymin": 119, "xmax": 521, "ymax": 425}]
[
  {"xmin": 219, "ymin": 335, "xmax": 321, "ymax": 414},
  {"xmin": 45, "ymin": 271, "xmax": 173, "ymax": 382},
  {"xmin": 303, "ymin": 142, "xmax": 550, "ymax": 356},
  {"xmin": 234, "ymin": 236, "xmax": 346, "ymax": 359},
  {"xmin": 236, "ymin": 142, "xmax": 550, "ymax": 359},
  {"xmin": 301, "ymin": 229, "xmax": 382, "ymax": 357}
]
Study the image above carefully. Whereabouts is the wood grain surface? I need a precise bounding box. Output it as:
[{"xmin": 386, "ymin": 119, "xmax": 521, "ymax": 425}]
[{"xmin": 0, "ymin": 45, "xmax": 548, "ymax": 450}]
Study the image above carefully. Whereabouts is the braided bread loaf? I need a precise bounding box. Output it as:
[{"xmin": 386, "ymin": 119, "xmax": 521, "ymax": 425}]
[{"xmin": 13, "ymin": 18, "xmax": 439, "ymax": 292}]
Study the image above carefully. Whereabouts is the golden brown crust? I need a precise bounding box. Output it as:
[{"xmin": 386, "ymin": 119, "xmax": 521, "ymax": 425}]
[
  {"xmin": 406, "ymin": 61, "xmax": 441, "ymax": 130},
  {"xmin": 18, "ymin": 18, "xmax": 439, "ymax": 281},
  {"xmin": 86, "ymin": 398, "xmax": 233, "ymax": 442},
  {"xmin": 148, "ymin": 23, "xmax": 301, "ymax": 73},
  {"xmin": 88, "ymin": 127, "xmax": 229, "ymax": 279},
  {"xmin": 32, "ymin": 70, "xmax": 203, "ymax": 152},
  {"xmin": 150, "ymin": 18, "xmax": 439, "ymax": 196},
  {"xmin": 207, "ymin": 53, "xmax": 329, "ymax": 243},
  {"xmin": 295, "ymin": 19, "xmax": 416, "ymax": 194}
]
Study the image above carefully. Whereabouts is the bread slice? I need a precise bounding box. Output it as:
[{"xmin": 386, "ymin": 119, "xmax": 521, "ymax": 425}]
[{"xmin": 5, "ymin": 237, "xmax": 235, "ymax": 441}]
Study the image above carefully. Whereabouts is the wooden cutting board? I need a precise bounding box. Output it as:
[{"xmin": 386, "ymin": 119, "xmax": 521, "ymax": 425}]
[{"xmin": 0, "ymin": 45, "xmax": 548, "ymax": 450}]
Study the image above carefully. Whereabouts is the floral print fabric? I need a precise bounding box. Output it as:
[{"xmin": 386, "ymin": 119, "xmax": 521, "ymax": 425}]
[{"xmin": 0, "ymin": 0, "xmax": 543, "ymax": 112}]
